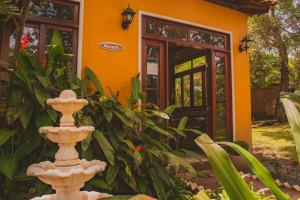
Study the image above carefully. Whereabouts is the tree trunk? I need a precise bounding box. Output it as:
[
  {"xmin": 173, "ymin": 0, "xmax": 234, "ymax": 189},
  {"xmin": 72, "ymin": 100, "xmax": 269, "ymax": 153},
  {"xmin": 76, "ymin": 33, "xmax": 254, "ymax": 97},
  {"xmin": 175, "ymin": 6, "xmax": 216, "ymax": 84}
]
[
  {"xmin": 278, "ymin": 43, "xmax": 289, "ymax": 92},
  {"xmin": 269, "ymin": 11, "xmax": 290, "ymax": 121},
  {"xmin": 276, "ymin": 43, "xmax": 289, "ymax": 122}
]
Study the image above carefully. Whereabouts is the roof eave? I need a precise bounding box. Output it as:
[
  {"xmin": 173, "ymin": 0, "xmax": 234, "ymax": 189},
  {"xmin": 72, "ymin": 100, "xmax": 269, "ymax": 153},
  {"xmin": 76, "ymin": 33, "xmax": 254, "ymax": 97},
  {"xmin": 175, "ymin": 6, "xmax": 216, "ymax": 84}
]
[{"xmin": 206, "ymin": 0, "xmax": 277, "ymax": 15}]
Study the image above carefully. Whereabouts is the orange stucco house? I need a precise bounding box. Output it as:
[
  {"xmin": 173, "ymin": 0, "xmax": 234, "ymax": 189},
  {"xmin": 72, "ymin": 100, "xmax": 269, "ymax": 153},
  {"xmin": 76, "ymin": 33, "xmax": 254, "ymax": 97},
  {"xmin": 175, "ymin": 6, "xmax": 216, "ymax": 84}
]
[{"xmin": 0, "ymin": 0, "xmax": 275, "ymax": 145}]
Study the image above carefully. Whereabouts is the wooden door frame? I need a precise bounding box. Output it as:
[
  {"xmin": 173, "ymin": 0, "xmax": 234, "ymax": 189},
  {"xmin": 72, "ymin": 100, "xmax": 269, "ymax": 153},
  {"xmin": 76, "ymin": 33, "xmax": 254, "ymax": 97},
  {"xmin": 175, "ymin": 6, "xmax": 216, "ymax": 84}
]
[
  {"xmin": 141, "ymin": 39, "xmax": 167, "ymax": 109},
  {"xmin": 140, "ymin": 15, "xmax": 234, "ymax": 141},
  {"xmin": 212, "ymin": 51, "xmax": 233, "ymax": 141}
]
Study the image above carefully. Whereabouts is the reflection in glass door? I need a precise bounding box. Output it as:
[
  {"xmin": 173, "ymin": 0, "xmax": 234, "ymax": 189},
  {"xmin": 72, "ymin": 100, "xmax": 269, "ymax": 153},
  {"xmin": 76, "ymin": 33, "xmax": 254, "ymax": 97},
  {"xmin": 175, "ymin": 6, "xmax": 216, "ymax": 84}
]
[
  {"xmin": 142, "ymin": 40, "xmax": 166, "ymax": 109},
  {"xmin": 214, "ymin": 52, "xmax": 232, "ymax": 141}
]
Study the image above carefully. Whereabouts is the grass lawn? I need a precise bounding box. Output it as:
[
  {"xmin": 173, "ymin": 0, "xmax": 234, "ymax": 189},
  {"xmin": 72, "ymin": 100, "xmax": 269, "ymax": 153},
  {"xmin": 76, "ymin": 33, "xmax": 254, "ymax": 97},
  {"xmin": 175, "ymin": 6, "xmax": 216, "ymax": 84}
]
[{"xmin": 252, "ymin": 123, "xmax": 297, "ymax": 161}]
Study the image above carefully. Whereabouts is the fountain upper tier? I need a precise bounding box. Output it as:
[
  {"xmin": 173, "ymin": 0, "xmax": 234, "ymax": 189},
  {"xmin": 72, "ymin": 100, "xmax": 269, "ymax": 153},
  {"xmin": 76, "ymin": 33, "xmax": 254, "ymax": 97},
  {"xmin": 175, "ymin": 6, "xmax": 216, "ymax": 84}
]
[
  {"xmin": 40, "ymin": 126, "xmax": 94, "ymax": 166},
  {"xmin": 47, "ymin": 90, "xmax": 88, "ymax": 127}
]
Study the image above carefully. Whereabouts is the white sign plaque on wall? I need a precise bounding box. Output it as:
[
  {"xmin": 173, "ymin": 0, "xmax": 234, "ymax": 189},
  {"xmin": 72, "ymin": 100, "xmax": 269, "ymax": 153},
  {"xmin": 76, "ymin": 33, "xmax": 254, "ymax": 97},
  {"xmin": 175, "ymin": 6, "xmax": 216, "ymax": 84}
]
[{"xmin": 99, "ymin": 42, "xmax": 124, "ymax": 51}]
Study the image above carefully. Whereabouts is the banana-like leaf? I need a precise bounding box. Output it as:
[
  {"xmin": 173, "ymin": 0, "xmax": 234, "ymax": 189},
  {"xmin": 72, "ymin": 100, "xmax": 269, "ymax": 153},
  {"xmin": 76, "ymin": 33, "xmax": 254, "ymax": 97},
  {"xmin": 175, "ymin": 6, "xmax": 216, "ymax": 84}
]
[
  {"xmin": 113, "ymin": 110, "xmax": 134, "ymax": 128},
  {"xmin": 85, "ymin": 67, "xmax": 103, "ymax": 94},
  {"xmin": 0, "ymin": 157, "xmax": 16, "ymax": 180},
  {"xmin": 150, "ymin": 168, "xmax": 168, "ymax": 200},
  {"xmin": 145, "ymin": 109, "xmax": 170, "ymax": 119},
  {"xmin": 218, "ymin": 141, "xmax": 290, "ymax": 200},
  {"xmin": 0, "ymin": 129, "xmax": 15, "ymax": 146},
  {"xmin": 163, "ymin": 105, "xmax": 178, "ymax": 115},
  {"xmin": 178, "ymin": 116, "xmax": 188, "ymax": 130},
  {"xmin": 128, "ymin": 75, "xmax": 140, "ymax": 105},
  {"xmin": 94, "ymin": 130, "xmax": 115, "ymax": 165},
  {"xmin": 281, "ymin": 98, "xmax": 300, "ymax": 163},
  {"xmin": 0, "ymin": 1, "xmax": 19, "ymax": 16},
  {"xmin": 164, "ymin": 152, "xmax": 196, "ymax": 176},
  {"xmin": 194, "ymin": 134, "xmax": 256, "ymax": 200}
]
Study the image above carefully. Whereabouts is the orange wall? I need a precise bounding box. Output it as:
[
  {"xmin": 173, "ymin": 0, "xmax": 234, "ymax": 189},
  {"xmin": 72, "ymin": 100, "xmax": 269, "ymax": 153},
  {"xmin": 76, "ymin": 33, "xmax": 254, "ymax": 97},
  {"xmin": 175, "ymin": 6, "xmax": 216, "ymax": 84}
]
[{"xmin": 81, "ymin": 0, "xmax": 252, "ymax": 145}]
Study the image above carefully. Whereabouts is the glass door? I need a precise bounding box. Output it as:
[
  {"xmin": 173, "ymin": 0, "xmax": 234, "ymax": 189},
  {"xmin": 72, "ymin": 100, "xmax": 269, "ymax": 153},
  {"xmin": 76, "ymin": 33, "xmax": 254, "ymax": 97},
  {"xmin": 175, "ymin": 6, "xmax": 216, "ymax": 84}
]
[
  {"xmin": 142, "ymin": 39, "xmax": 166, "ymax": 109},
  {"xmin": 212, "ymin": 52, "xmax": 233, "ymax": 141}
]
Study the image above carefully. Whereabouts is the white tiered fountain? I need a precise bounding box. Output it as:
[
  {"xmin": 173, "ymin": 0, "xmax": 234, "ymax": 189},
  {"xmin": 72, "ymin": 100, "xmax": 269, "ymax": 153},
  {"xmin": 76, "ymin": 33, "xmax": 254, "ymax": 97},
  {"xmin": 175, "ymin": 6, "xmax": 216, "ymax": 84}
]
[{"xmin": 27, "ymin": 90, "xmax": 112, "ymax": 200}]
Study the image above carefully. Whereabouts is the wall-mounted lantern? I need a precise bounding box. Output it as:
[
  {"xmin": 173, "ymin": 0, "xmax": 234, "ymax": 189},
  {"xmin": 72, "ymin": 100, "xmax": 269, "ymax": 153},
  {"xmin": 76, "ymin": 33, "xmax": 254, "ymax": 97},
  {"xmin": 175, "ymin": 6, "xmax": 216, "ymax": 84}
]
[
  {"xmin": 239, "ymin": 36, "xmax": 253, "ymax": 53},
  {"xmin": 121, "ymin": 5, "xmax": 136, "ymax": 30}
]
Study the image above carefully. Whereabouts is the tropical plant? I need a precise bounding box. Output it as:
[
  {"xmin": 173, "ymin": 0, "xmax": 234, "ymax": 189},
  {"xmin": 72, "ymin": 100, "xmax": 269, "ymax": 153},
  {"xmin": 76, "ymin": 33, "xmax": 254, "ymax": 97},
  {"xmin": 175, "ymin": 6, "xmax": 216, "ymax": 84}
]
[
  {"xmin": 0, "ymin": 0, "xmax": 31, "ymax": 56},
  {"xmin": 78, "ymin": 74, "xmax": 201, "ymax": 200},
  {"xmin": 0, "ymin": 31, "xmax": 201, "ymax": 200},
  {"xmin": 0, "ymin": 0, "xmax": 19, "ymax": 19},
  {"xmin": 194, "ymin": 134, "xmax": 290, "ymax": 200},
  {"xmin": 0, "ymin": 31, "xmax": 90, "ymax": 199},
  {"xmin": 281, "ymin": 92, "xmax": 300, "ymax": 162}
]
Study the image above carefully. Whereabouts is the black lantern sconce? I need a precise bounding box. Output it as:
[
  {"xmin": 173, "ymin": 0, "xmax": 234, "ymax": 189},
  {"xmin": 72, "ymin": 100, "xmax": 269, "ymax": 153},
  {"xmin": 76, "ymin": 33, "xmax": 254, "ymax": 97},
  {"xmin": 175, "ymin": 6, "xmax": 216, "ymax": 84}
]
[
  {"xmin": 121, "ymin": 5, "xmax": 136, "ymax": 30},
  {"xmin": 239, "ymin": 36, "xmax": 253, "ymax": 53}
]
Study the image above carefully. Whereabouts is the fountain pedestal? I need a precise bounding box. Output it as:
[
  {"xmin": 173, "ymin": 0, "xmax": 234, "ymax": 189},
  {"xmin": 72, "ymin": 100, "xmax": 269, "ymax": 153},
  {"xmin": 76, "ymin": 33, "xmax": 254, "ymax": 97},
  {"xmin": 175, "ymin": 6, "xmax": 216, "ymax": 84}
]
[{"xmin": 27, "ymin": 90, "xmax": 112, "ymax": 200}]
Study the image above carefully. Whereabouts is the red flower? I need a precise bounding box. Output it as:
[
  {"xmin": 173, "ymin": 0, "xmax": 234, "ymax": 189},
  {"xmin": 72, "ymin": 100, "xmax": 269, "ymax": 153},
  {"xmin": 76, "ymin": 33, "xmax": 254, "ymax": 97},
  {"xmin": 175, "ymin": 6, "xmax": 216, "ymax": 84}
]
[
  {"xmin": 21, "ymin": 35, "xmax": 30, "ymax": 49},
  {"xmin": 134, "ymin": 145, "xmax": 143, "ymax": 153}
]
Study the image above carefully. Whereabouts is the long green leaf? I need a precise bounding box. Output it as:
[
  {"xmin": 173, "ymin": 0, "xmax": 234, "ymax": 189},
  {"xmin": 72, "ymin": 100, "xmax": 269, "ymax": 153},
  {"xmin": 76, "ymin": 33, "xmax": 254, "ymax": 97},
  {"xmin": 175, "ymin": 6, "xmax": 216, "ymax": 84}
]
[
  {"xmin": 178, "ymin": 116, "xmax": 188, "ymax": 130},
  {"xmin": 163, "ymin": 105, "xmax": 178, "ymax": 115},
  {"xmin": 0, "ymin": 129, "xmax": 15, "ymax": 146},
  {"xmin": 164, "ymin": 152, "xmax": 196, "ymax": 176},
  {"xmin": 195, "ymin": 134, "xmax": 256, "ymax": 200},
  {"xmin": 146, "ymin": 109, "xmax": 169, "ymax": 119},
  {"xmin": 34, "ymin": 85, "xmax": 50, "ymax": 107},
  {"xmin": 89, "ymin": 177, "xmax": 111, "ymax": 190},
  {"xmin": 150, "ymin": 168, "xmax": 168, "ymax": 200},
  {"xmin": 218, "ymin": 141, "xmax": 290, "ymax": 200},
  {"xmin": 106, "ymin": 165, "xmax": 120, "ymax": 185},
  {"xmin": 281, "ymin": 98, "xmax": 300, "ymax": 163},
  {"xmin": 14, "ymin": 140, "xmax": 40, "ymax": 160},
  {"xmin": 113, "ymin": 110, "xmax": 134, "ymax": 128},
  {"xmin": 85, "ymin": 67, "xmax": 103, "ymax": 94},
  {"xmin": 128, "ymin": 75, "xmax": 140, "ymax": 105},
  {"xmin": 145, "ymin": 124, "xmax": 175, "ymax": 139},
  {"xmin": 94, "ymin": 130, "xmax": 115, "ymax": 165},
  {"xmin": 20, "ymin": 105, "xmax": 33, "ymax": 129},
  {"xmin": 0, "ymin": 157, "xmax": 16, "ymax": 180},
  {"xmin": 81, "ymin": 133, "xmax": 92, "ymax": 152}
]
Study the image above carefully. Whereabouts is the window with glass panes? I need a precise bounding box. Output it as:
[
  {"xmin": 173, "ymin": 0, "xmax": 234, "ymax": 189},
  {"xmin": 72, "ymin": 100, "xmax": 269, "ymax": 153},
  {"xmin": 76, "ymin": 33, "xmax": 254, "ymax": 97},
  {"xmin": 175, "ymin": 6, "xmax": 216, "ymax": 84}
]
[
  {"xmin": 173, "ymin": 56, "xmax": 206, "ymax": 108},
  {"xmin": 0, "ymin": 0, "xmax": 79, "ymax": 102}
]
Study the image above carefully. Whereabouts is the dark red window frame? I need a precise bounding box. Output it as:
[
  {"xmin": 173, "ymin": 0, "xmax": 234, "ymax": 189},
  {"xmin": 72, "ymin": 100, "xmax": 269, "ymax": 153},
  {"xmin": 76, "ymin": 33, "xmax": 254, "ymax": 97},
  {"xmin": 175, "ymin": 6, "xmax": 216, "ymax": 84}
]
[
  {"xmin": 0, "ymin": 0, "xmax": 80, "ymax": 101},
  {"xmin": 142, "ymin": 16, "xmax": 233, "ymax": 141}
]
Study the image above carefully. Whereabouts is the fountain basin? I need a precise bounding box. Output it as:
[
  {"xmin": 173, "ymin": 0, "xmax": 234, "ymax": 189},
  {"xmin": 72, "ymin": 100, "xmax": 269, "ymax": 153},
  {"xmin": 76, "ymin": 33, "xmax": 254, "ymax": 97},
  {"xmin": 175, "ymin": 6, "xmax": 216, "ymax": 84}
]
[
  {"xmin": 39, "ymin": 126, "xmax": 94, "ymax": 144},
  {"xmin": 39, "ymin": 126, "xmax": 95, "ymax": 166},
  {"xmin": 31, "ymin": 191, "xmax": 112, "ymax": 200},
  {"xmin": 27, "ymin": 160, "xmax": 107, "ymax": 200}
]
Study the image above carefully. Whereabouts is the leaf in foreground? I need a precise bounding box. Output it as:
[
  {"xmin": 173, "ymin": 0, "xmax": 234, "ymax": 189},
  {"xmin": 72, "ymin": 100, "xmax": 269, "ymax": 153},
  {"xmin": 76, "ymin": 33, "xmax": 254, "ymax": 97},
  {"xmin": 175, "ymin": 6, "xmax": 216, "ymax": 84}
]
[
  {"xmin": 218, "ymin": 141, "xmax": 290, "ymax": 200},
  {"xmin": 281, "ymin": 98, "xmax": 300, "ymax": 163},
  {"xmin": 194, "ymin": 134, "xmax": 256, "ymax": 200}
]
